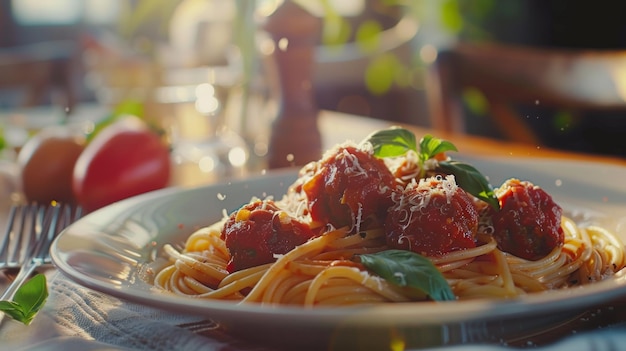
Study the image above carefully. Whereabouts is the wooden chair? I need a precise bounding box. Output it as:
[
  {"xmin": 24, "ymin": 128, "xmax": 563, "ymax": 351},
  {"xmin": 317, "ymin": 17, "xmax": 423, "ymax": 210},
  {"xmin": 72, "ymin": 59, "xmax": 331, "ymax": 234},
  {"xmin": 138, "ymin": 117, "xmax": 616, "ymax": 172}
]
[{"xmin": 426, "ymin": 42, "xmax": 626, "ymax": 145}]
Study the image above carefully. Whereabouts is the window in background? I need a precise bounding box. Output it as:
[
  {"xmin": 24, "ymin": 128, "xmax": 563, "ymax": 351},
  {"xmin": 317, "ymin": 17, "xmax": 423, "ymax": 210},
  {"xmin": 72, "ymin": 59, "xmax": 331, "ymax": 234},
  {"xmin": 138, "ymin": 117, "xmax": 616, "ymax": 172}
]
[{"xmin": 11, "ymin": 0, "xmax": 119, "ymax": 25}]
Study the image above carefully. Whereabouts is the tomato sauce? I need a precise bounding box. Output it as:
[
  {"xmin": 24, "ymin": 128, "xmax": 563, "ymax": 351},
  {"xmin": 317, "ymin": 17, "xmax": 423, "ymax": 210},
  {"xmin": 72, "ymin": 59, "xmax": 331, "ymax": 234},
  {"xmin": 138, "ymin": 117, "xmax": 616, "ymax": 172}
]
[
  {"xmin": 489, "ymin": 179, "xmax": 564, "ymax": 261},
  {"xmin": 385, "ymin": 175, "xmax": 479, "ymax": 257},
  {"xmin": 301, "ymin": 145, "xmax": 397, "ymax": 230},
  {"xmin": 222, "ymin": 200, "xmax": 316, "ymax": 272}
]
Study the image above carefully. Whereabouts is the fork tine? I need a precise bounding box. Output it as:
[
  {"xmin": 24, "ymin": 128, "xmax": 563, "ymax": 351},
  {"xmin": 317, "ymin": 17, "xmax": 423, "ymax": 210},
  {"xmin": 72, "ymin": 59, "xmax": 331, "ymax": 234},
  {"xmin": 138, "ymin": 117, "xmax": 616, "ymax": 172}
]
[
  {"xmin": 72, "ymin": 205, "xmax": 83, "ymax": 224},
  {"xmin": 19, "ymin": 205, "xmax": 37, "ymax": 264},
  {"xmin": 28, "ymin": 203, "xmax": 61, "ymax": 261},
  {"xmin": 0, "ymin": 204, "xmax": 36, "ymax": 269},
  {"xmin": 0, "ymin": 206, "xmax": 19, "ymax": 267},
  {"xmin": 43, "ymin": 203, "xmax": 74, "ymax": 260},
  {"xmin": 0, "ymin": 202, "xmax": 80, "ymax": 304}
]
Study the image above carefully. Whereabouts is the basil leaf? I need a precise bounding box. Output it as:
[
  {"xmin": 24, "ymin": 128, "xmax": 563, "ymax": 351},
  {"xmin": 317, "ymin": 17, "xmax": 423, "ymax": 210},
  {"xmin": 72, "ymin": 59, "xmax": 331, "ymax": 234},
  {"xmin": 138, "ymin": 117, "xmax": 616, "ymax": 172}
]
[
  {"xmin": 14, "ymin": 274, "xmax": 48, "ymax": 323},
  {"xmin": 419, "ymin": 134, "xmax": 458, "ymax": 161},
  {"xmin": 0, "ymin": 274, "xmax": 49, "ymax": 325},
  {"xmin": 362, "ymin": 127, "xmax": 500, "ymax": 210},
  {"xmin": 359, "ymin": 250, "xmax": 455, "ymax": 301},
  {"xmin": 363, "ymin": 127, "xmax": 417, "ymax": 158},
  {"xmin": 439, "ymin": 160, "xmax": 500, "ymax": 210},
  {"xmin": 0, "ymin": 301, "xmax": 25, "ymax": 322}
]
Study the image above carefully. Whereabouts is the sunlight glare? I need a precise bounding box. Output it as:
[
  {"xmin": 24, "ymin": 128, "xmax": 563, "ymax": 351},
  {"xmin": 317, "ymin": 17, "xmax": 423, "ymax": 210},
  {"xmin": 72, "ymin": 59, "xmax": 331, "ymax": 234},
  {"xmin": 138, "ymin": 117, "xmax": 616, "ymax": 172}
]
[
  {"xmin": 195, "ymin": 83, "xmax": 219, "ymax": 114},
  {"xmin": 199, "ymin": 156, "xmax": 216, "ymax": 173},
  {"xmin": 228, "ymin": 147, "xmax": 248, "ymax": 167},
  {"xmin": 420, "ymin": 45, "xmax": 438, "ymax": 64}
]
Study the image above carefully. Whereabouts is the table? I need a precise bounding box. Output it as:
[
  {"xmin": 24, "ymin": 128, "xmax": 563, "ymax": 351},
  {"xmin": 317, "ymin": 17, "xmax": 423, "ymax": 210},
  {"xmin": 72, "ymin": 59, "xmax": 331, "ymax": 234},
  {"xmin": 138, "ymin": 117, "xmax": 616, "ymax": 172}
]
[{"xmin": 1, "ymin": 108, "xmax": 625, "ymax": 350}]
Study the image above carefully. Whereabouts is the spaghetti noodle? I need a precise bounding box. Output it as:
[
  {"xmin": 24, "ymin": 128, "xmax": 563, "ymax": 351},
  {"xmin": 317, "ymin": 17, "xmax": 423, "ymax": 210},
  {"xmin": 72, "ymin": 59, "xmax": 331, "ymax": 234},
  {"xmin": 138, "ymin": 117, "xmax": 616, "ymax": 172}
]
[{"xmin": 152, "ymin": 129, "xmax": 626, "ymax": 306}]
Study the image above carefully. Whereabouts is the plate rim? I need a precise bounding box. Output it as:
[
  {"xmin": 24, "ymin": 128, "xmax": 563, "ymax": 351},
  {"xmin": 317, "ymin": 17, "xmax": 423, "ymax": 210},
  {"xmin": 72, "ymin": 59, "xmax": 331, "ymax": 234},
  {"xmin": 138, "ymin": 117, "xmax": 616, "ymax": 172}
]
[{"xmin": 50, "ymin": 156, "xmax": 626, "ymax": 329}]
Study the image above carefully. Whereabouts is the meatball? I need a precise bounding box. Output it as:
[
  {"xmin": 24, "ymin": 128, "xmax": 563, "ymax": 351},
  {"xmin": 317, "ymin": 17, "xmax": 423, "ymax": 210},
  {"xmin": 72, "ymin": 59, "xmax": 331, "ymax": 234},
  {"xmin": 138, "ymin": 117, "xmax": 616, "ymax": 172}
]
[
  {"xmin": 222, "ymin": 199, "xmax": 316, "ymax": 272},
  {"xmin": 489, "ymin": 178, "xmax": 563, "ymax": 261},
  {"xmin": 385, "ymin": 175, "xmax": 479, "ymax": 257},
  {"xmin": 301, "ymin": 145, "xmax": 397, "ymax": 230}
]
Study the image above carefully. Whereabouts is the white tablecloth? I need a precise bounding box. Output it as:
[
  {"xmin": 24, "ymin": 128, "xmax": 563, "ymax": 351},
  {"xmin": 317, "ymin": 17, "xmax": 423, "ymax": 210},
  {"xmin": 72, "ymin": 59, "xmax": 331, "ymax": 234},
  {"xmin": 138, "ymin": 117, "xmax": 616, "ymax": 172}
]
[
  {"xmin": 2, "ymin": 271, "xmax": 273, "ymax": 351},
  {"xmin": 1, "ymin": 270, "xmax": 625, "ymax": 351}
]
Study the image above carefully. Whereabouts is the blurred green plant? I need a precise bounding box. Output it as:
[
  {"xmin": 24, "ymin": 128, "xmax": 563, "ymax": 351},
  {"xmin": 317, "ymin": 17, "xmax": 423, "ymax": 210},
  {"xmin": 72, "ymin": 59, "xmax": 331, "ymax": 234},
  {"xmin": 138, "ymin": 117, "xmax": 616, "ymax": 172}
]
[
  {"xmin": 439, "ymin": 0, "xmax": 527, "ymax": 42},
  {"xmin": 87, "ymin": 100, "xmax": 146, "ymax": 143},
  {"xmin": 302, "ymin": 0, "xmax": 422, "ymax": 95},
  {"xmin": 111, "ymin": 0, "xmax": 525, "ymax": 97},
  {"xmin": 306, "ymin": 0, "xmax": 528, "ymax": 96},
  {"xmin": 462, "ymin": 87, "xmax": 489, "ymax": 117},
  {"xmin": 0, "ymin": 126, "xmax": 6, "ymax": 153}
]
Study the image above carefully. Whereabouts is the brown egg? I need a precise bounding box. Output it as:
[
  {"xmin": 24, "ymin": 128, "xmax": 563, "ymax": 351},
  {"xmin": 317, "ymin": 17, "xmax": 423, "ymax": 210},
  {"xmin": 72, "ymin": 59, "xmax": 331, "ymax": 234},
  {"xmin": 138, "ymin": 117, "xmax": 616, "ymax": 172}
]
[{"xmin": 17, "ymin": 125, "xmax": 85, "ymax": 204}]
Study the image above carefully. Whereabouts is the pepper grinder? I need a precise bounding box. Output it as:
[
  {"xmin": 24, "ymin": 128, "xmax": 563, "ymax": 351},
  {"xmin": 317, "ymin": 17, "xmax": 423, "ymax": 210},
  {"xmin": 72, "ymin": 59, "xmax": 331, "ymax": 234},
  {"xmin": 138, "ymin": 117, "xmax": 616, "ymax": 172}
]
[{"xmin": 263, "ymin": 1, "xmax": 322, "ymax": 169}]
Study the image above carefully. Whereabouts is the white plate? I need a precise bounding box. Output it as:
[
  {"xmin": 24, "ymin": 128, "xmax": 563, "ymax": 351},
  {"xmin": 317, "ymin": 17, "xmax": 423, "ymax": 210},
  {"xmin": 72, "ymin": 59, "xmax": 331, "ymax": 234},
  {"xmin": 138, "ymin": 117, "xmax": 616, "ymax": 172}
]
[{"xmin": 51, "ymin": 157, "xmax": 626, "ymax": 350}]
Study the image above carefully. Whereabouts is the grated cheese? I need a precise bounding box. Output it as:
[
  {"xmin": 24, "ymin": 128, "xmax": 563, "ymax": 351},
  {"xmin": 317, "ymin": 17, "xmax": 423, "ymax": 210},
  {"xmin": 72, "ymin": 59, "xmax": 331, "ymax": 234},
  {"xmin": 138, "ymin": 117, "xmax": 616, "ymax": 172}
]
[
  {"xmin": 340, "ymin": 148, "xmax": 368, "ymax": 177},
  {"xmin": 392, "ymin": 174, "xmax": 460, "ymax": 228}
]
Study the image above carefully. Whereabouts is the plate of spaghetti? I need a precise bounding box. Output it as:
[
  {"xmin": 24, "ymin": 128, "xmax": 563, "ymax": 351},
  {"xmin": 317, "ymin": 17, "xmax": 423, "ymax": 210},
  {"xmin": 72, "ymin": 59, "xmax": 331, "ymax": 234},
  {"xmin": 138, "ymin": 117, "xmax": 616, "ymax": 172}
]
[{"xmin": 51, "ymin": 127, "xmax": 626, "ymax": 350}]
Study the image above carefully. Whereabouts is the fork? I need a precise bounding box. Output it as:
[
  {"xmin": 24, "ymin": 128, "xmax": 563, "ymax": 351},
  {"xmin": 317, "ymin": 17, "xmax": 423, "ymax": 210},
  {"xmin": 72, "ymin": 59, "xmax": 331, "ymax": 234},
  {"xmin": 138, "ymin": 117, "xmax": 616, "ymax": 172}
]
[
  {"xmin": 0, "ymin": 202, "xmax": 81, "ymax": 302},
  {"xmin": 0, "ymin": 205, "xmax": 34, "ymax": 272}
]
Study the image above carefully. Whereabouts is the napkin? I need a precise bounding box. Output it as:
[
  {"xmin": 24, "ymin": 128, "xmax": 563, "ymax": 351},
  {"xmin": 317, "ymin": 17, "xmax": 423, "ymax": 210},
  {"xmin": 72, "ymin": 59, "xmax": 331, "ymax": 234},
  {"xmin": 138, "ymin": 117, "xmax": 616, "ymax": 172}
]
[
  {"xmin": 2, "ymin": 271, "xmax": 271, "ymax": 351},
  {"xmin": 3, "ymin": 271, "xmax": 626, "ymax": 351}
]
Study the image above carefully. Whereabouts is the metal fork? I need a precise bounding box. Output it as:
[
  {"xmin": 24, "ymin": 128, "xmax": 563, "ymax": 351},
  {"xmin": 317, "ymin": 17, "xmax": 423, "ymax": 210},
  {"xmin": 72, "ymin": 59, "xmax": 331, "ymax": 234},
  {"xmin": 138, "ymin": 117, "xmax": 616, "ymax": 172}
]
[
  {"xmin": 0, "ymin": 202, "xmax": 81, "ymax": 302},
  {"xmin": 0, "ymin": 205, "xmax": 35, "ymax": 272}
]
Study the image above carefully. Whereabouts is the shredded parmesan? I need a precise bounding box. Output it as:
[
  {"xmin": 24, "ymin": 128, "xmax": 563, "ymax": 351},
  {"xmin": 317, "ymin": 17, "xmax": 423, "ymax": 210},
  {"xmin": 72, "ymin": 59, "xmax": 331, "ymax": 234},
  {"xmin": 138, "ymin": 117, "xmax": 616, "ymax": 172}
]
[
  {"xmin": 391, "ymin": 175, "xmax": 460, "ymax": 228},
  {"xmin": 352, "ymin": 202, "xmax": 364, "ymax": 234},
  {"xmin": 340, "ymin": 149, "xmax": 367, "ymax": 177}
]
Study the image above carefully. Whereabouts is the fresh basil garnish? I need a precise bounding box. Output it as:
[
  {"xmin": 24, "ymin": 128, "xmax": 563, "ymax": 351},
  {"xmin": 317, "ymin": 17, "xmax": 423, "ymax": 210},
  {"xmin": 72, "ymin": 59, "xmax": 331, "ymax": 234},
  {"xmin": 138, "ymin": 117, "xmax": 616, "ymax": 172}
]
[
  {"xmin": 359, "ymin": 250, "xmax": 455, "ymax": 301},
  {"xmin": 364, "ymin": 127, "xmax": 417, "ymax": 158},
  {"xmin": 364, "ymin": 127, "xmax": 500, "ymax": 210},
  {"xmin": 419, "ymin": 134, "xmax": 458, "ymax": 162},
  {"xmin": 0, "ymin": 273, "xmax": 49, "ymax": 325},
  {"xmin": 439, "ymin": 160, "xmax": 500, "ymax": 210}
]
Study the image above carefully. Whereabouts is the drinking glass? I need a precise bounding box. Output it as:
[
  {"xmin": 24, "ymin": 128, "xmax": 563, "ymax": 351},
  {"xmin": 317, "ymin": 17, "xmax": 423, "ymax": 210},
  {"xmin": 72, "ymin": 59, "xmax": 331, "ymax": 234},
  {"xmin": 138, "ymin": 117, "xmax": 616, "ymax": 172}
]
[{"xmin": 154, "ymin": 66, "xmax": 250, "ymax": 187}]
